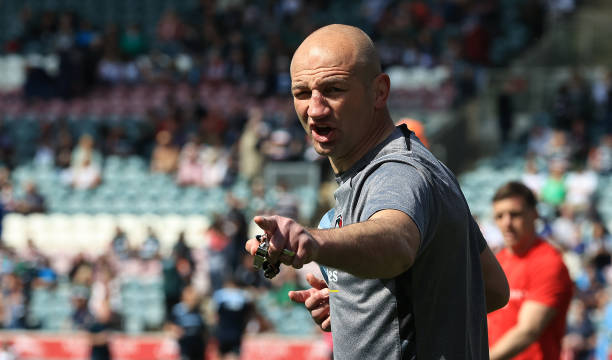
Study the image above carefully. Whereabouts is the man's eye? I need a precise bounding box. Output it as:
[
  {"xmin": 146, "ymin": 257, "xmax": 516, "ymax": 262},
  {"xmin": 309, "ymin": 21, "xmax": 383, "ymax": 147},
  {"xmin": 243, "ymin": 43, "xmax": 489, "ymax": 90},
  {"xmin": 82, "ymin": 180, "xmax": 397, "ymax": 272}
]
[{"xmin": 293, "ymin": 91, "xmax": 310, "ymax": 99}]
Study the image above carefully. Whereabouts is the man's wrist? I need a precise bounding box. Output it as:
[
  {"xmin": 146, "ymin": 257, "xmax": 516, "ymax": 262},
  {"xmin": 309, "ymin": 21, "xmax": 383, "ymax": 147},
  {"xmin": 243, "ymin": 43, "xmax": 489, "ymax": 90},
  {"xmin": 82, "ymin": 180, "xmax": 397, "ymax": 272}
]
[{"xmin": 308, "ymin": 228, "xmax": 328, "ymax": 264}]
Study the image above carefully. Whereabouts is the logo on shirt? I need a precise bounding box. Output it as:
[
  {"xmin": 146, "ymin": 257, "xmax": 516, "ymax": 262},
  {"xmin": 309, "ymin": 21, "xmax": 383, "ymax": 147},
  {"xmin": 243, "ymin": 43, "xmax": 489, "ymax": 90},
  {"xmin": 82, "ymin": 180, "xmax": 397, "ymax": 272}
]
[{"xmin": 335, "ymin": 214, "xmax": 343, "ymax": 228}]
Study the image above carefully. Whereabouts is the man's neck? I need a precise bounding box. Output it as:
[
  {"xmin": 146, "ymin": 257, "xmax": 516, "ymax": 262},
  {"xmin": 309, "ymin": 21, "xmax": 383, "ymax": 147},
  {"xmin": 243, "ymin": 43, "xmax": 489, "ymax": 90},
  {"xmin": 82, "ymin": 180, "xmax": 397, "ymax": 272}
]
[
  {"xmin": 508, "ymin": 235, "xmax": 538, "ymax": 256},
  {"xmin": 330, "ymin": 117, "xmax": 395, "ymax": 174}
]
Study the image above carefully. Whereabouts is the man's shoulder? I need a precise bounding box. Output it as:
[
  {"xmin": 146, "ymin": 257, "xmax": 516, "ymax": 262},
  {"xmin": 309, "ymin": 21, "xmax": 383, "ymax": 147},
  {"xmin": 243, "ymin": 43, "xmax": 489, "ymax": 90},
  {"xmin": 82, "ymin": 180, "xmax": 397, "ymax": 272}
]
[
  {"xmin": 529, "ymin": 238, "xmax": 565, "ymax": 262},
  {"xmin": 528, "ymin": 239, "xmax": 572, "ymax": 286}
]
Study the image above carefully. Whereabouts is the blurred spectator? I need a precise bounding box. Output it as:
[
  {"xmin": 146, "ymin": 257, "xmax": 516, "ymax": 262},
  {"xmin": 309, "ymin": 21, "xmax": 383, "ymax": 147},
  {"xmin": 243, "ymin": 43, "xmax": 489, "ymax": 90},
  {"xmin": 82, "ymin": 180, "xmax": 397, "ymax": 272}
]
[
  {"xmin": 55, "ymin": 129, "xmax": 75, "ymax": 183},
  {"xmin": 14, "ymin": 181, "xmax": 46, "ymax": 214},
  {"xmin": 71, "ymin": 285, "xmax": 94, "ymax": 330},
  {"xmin": 54, "ymin": 12, "xmax": 75, "ymax": 51},
  {"xmin": 540, "ymin": 159, "xmax": 567, "ymax": 208},
  {"xmin": 247, "ymin": 178, "xmax": 268, "ymax": 218},
  {"xmin": 497, "ymin": 81, "xmax": 515, "ymax": 143},
  {"xmin": 33, "ymin": 258, "xmax": 57, "ymax": 290},
  {"xmin": 260, "ymin": 128, "xmax": 296, "ymax": 161},
  {"xmin": 164, "ymin": 234, "xmax": 194, "ymax": 316},
  {"xmin": 212, "ymin": 277, "xmax": 254, "ymax": 360},
  {"xmin": 0, "ymin": 341, "xmax": 17, "ymax": 360},
  {"xmin": 589, "ymin": 134, "xmax": 612, "ymax": 174},
  {"xmin": 225, "ymin": 195, "xmax": 248, "ymax": 271},
  {"xmin": 200, "ymin": 144, "xmax": 229, "ymax": 188},
  {"xmin": 565, "ymin": 163, "xmax": 598, "ymax": 214},
  {"xmin": 569, "ymin": 119, "xmax": 591, "ymax": 162},
  {"xmin": 233, "ymin": 254, "xmax": 265, "ymax": 290},
  {"xmin": 0, "ymin": 168, "xmax": 10, "ymax": 191},
  {"xmin": 172, "ymin": 232, "xmax": 193, "ymax": 264},
  {"xmin": 1, "ymin": 182, "xmax": 17, "ymax": 213},
  {"xmin": 150, "ymin": 130, "xmax": 179, "ymax": 174},
  {"xmin": 71, "ymin": 134, "xmax": 102, "ymax": 170},
  {"xmin": 120, "ymin": 24, "xmax": 147, "ymax": 58},
  {"xmin": 596, "ymin": 294, "xmax": 612, "ymax": 359},
  {"xmin": 204, "ymin": 215, "xmax": 231, "ymax": 292},
  {"xmin": 34, "ymin": 137, "xmax": 56, "ymax": 167},
  {"xmin": 574, "ymin": 262, "xmax": 604, "ymax": 309},
  {"xmin": 110, "ymin": 227, "xmax": 130, "ymax": 260},
  {"xmin": 156, "ymin": 10, "xmax": 184, "ymax": 55},
  {"xmin": 521, "ymin": 156, "xmax": 546, "ymax": 198},
  {"xmin": 75, "ymin": 19, "xmax": 99, "ymax": 49},
  {"xmin": 89, "ymin": 260, "xmax": 120, "ymax": 318},
  {"xmin": 564, "ymin": 299, "xmax": 596, "ymax": 360},
  {"xmin": 103, "ymin": 126, "xmax": 134, "ymax": 157},
  {"xmin": 0, "ymin": 273, "xmax": 26, "ymax": 329},
  {"xmin": 0, "ymin": 168, "xmax": 15, "ymax": 222},
  {"xmin": 70, "ymin": 256, "xmax": 94, "ymax": 289},
  {"xmin": 527, "ymin": 126, "xmax": 553, "ymax": 160},
  {"xmin": 584, "ymin": 221, "xmax": 612, "ymax": 271},
  {"xmin": 176, "ymin": 141, "xmax": 203, "ymax": 187},
  {"xmin": 0, "ymin": 120, "xmax": 14, "ymax": 170},
  {"xmin": 551, "ymin": 204, "xmax": 581, "ymax": 251},
  {"xmin": 140, "ymin": 227, "xmax": 161, "ymax": 261},
  {"xmin": 545, "ymin": 129, "xmax": 573, "ymax": 165},
  {"xmin": 272, "ymin": 182, "xmax": 299, "ymax": 220},
  {"xmin": 238, "ymin": 108, "xmax": 265, "ymax": 182},
  {"xmin": 167, "ymin": 285, "xmax": 207, "ymax": 360},
  {"xmin": 71, "ymin": 154, "xmax": 102, "ymax": 189},
  {"xmin": 88, "ymin": 301, "xmax": 113, "ymax": 360},
  {"xmin": 552, "ymin": 84, "xmax": 573, "ymax": 130}
]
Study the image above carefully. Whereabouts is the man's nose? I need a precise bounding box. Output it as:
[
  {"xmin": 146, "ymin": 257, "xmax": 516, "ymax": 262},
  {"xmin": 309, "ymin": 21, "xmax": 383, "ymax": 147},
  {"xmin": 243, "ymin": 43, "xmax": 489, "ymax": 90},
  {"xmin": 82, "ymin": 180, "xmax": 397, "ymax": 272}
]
[
  {"xmin": 497, "ymin": 214, "xmax": 511, "ymax": 228},
  {"xmin": 307, "ymin": 91, "xmax": 330, "ymax": 119}
]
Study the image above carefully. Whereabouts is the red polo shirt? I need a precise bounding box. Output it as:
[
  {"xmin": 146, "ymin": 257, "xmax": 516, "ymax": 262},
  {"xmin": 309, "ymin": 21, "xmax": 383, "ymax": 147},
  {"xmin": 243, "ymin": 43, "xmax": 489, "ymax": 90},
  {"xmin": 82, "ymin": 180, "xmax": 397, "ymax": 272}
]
[{"xmin": 488, "ymin": 238, "xmax": 573, "ymax": 360}]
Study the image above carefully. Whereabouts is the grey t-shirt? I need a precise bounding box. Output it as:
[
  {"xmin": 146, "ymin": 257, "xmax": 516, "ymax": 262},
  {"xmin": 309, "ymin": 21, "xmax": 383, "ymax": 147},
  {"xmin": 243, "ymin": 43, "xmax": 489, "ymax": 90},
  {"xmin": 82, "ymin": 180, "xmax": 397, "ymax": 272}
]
[{"xmin": 324, "ymin": 125, "xmax": 488, "ymax": 359}]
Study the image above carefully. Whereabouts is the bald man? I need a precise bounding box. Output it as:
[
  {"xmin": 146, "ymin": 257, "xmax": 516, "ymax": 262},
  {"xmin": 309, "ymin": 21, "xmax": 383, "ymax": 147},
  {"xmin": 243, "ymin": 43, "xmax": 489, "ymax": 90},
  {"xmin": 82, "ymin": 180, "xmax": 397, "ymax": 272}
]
[{"xmin": 245, "ymin": 24, "xmax": 509, "ymax": 359}]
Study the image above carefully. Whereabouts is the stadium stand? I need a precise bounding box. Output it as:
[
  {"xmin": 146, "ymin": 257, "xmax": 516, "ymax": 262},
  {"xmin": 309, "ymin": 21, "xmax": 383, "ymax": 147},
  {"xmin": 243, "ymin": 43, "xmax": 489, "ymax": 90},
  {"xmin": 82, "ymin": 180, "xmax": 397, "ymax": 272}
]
[{"xmin": 0, "ymin": 0, "xmax": 610, "ymax": 359}]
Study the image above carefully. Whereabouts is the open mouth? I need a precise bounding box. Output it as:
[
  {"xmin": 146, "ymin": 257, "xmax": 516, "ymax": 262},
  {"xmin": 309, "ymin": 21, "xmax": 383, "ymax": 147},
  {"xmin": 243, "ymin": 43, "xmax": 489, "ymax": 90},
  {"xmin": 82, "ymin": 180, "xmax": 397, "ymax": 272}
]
[{"xmin": 313, "ymin": 125, "xmax": 332, "ymax": 136}]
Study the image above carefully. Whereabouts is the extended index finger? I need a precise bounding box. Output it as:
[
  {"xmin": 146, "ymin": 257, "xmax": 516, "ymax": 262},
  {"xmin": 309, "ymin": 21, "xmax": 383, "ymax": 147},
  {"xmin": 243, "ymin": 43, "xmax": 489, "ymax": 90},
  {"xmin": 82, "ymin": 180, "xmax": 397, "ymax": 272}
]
[
  {"xmin": 254, "ymin": 215, "xmax": 279, "ymax": 234},
  {"xmin": 255, "ymin": 216, "xmax": 286, "ymax": 263}
]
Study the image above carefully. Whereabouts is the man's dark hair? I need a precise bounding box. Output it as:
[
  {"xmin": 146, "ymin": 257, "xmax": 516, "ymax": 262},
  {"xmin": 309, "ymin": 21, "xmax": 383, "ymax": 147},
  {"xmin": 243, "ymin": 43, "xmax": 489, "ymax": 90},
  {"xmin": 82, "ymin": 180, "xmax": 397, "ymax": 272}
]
[{"xmin": 492, "ymin": 181, "xmax": 537, "ymax": 209}]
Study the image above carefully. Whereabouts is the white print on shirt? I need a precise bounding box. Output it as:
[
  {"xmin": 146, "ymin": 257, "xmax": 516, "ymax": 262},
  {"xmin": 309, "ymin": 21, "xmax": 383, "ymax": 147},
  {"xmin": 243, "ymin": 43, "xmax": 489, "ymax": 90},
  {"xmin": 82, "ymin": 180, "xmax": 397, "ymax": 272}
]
[
  {"xmin": 326, "ymin": 268, "xmax": 338, "ymax": 282},
  {"xmin": 509, "ymin": 289, "xmax": 525, "ymax": 301}
]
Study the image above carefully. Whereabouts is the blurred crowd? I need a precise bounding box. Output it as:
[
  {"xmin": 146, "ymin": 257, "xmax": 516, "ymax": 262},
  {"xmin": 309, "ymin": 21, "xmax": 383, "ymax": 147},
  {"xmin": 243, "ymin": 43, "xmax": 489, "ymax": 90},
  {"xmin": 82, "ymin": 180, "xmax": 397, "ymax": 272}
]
[
  {"xmin": 0, "ymin": 195, "xmax": 314, "ymax": 355},
  {"xmin": 2, "ymin": 0, "xmax": 565, "ymax": 100}
]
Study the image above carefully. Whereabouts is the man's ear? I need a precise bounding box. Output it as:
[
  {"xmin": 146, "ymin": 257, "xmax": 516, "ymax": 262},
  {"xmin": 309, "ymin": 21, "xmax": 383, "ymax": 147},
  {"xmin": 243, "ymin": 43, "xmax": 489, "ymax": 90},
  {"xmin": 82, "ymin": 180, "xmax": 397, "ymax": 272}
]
[
  {"xmin": 373, "ymin": 73, "xmax": 390, "ymax": 109},
  {"xmin": 529, "ymin": 207, "xmax": 539, "ymax": 222}
]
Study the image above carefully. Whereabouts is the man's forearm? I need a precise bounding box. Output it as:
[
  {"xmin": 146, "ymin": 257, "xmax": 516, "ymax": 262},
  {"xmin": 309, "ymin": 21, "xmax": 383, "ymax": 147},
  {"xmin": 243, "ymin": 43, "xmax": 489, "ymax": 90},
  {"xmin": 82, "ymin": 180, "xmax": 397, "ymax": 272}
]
[
  {"xmin": 311, "ymin": 210, "xmax": 419, "ymax": 279},
  {"xmin": 489, "ymin": 326, "xmax": 539, "ymax": 360}
]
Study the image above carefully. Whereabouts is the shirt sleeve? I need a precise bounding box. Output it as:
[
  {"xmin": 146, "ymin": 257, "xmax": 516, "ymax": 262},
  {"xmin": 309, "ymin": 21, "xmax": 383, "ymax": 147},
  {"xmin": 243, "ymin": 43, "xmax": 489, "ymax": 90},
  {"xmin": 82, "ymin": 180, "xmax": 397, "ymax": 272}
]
[
  {"xmin": 317, "ymin": 209, "xmax": 335, "ymax": 284},
  {"xmin": 526, "ymin": 251, "xmax": 572, "ymax": 308},
  {"xmin": 469, "ymin": 215, "xmax": 488, "ymax": 253},
  {"xmin": 360, "ymin": 160, "xmax": 436, "ymax": 253}
]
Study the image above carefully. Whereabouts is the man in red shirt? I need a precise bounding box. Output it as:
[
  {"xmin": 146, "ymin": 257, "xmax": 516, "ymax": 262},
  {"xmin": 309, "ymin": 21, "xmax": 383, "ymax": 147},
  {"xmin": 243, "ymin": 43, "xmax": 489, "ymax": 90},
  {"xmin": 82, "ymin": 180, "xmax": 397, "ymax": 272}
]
[{"xmin": 488, "ymin": 181, "xmax": 573, "ymax": 360}]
